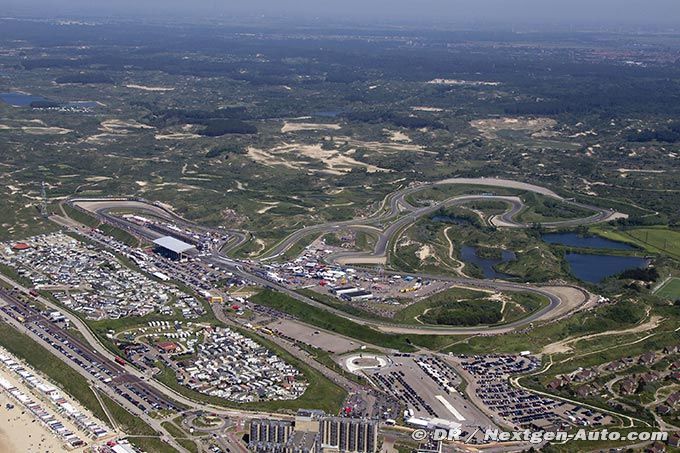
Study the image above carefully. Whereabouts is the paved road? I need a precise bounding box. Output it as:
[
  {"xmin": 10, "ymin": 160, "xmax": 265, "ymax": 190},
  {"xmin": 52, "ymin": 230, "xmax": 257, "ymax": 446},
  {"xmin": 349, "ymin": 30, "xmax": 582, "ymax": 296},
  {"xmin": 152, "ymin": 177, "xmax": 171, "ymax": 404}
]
[
  {"xmin": 206, "ymin": 254, "xmax": 591, "ymax": 336},
  {"xmin": 0, "ymin": 274, "xmax": 293, "ymax": 423},
  {"xmin": 256, "ymin": 177, "xmax": 621, "ymax": 262},
  {"xmin": 68, "ymin": 178, "xmax": 599, "ymax": 336},
  {"xmin": 0, "ymin": 287, "xmax": 191, "ymax": 453}
]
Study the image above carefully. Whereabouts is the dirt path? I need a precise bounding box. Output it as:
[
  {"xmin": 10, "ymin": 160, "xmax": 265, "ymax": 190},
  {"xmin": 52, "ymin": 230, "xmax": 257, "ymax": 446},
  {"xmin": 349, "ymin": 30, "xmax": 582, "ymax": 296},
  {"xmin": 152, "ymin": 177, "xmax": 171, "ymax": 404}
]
[
  {"xmin": 443, "ymin": 226, "xmax": 468, "ymax": 277},
  {"xmin": 541, "ymin": 311, "xmax": 661, "ymax": 355}
]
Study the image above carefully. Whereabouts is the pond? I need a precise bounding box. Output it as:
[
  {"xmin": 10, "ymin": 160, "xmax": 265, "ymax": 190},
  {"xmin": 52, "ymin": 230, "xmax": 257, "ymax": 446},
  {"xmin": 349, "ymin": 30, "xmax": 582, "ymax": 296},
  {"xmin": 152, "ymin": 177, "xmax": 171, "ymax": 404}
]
[
  {"xmin": 565, "ymin": 253, "xmax": 649, "ymax": 283},
  {"xmin": 0, "ymin": 92, "xmax": 98, "ymax": 109},
  {"xmin": 542, "ymin": 232, "xmax": 634, "ymax": 250},
  {"xmin": 0, "ymin": 92, "xmax": 51, "ymax": 106},
  {"xmin": 461, "ymin": 245, "xmax": 516, "ymax": 279}
]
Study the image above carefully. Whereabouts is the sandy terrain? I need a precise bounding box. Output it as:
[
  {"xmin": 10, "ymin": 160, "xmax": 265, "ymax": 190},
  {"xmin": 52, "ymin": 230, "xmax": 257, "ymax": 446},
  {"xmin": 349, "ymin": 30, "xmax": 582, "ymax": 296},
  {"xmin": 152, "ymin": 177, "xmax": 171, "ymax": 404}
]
[
  {"xmin": 0, "ymin": 367, "xmax": 93, "ymax": 453},
  {"xmin": 99, "ymin": 119, "xmax": 154, "ymax": 134},
  {"xmin": 334, "ymin": 255, "xmax": 387, "ymax": 265},
  {"xmin": 470, "ymin": 117, "xmax": 557, "ymax": 139},
  {"xmin": 412, "ymin": 106, "xmax": 444, "ymax": 112},
  {"xmin": 384, "ymin": 129, "xmax": 412, "ymax": 143},
  {"xmin": 246, "ymin": 147, "xmax": 304, "ymax": 170},
  {"xmin": 0, "ymin": 123, "xmax": 71, "ymax": 135},
  {"xmin": 618, "ymin": 168, "xmax": 666, "ymax": 174},
  {"xmin": 281, "ymin": 122, "xmax": 341, "ymax": 133},
  {"xmin": 257, "ymin": 202, "xmax": 280, "ymax": 214},
  {"xmin": 83, "ymin": 133, "xmax": 121, "ymax": 144},
  {"xmin": 428, "ymin": 78, "xmax": 500, "ymax": 86},
  {"xmin": 86, "ymin": 176, "xmax": 112, "ymax": 182},
  {"xmin": 0, "ymin": 395, "xmax": 71, "ymax": 453},
  {"xmin": 247, "ymin": 143, "xmax": 389, "ymax": 175},
  {"xmin": 335, "ymin": 136, "xmax": 430, "ymax": 154},
  {"xmin": 155, "ymin": 132, "xmax": 201, "ymax": 140},
  {"xmin": 539, "ymin": 286, "xmax": 592, "ymax": 321},
  {"xmin": 124, "ymin": 84, "xmax": 175, "ymax": 91},
  {"xmin": 417, "ymin": 244, "xmax": 433, "ymax": 261}
]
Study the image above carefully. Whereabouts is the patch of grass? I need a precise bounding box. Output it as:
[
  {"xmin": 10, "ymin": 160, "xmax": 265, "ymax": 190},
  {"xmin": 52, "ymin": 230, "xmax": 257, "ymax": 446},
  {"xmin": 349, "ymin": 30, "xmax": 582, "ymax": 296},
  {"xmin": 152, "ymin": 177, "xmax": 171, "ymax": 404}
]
[
  {"xmin": 251, "ymin": 289, "xmax": 417, "ymax": 351},
  {"xmin": 251, "ymin": 290, "xmax": 464, "ymax": 351},
  {"xmin": 394, "ymin": 287, "xmax": 489, "ymax": 325},
  {"xmin": 656, "ymin": 277, "xmax": 680, "ymax": 300},
  {"xmin": 161, "ymin": 421, "xmax": 198, "ymax": 453},
  {"xmin": 394, "ymin": 288, "xmax": 548, "ymax": 327},
  {"xmin": 63, "ymin": 203, "xmax": 142, "ymax": 246},
  {"xmin": 591, "ymin": 226, "xmax": 680, "ymax": 260},
  {"xmin": 62, "ymin": 203, "xmax": 101, "ymax": 228},
  {"xmin": 99, "ymin": 392, "xmax": 157, "ymax": 436},
  {"xmin": 296, "ymin": 288, "xmax": 385, "ymax": 321},
  {"xmin": 98, "ymin": 223, "xmax": 141, "ymax": 247},
  {"xmin": 100, "ymin": 392, "xmax": 181, "ymax": 452},
  {"xmin": 517, "ymin": 193, "xmax": 595, "ymax": 223},
  {"xmin": 127, "ymin": 437, "xmax": 179, "ymax": 453},
  {"xmin": 444, "ymin": 299, "xmax": 647, "ymax": 355},
  {"xmin": 0, "ymin": 263, "xmax": 34, "ymax": 288}
]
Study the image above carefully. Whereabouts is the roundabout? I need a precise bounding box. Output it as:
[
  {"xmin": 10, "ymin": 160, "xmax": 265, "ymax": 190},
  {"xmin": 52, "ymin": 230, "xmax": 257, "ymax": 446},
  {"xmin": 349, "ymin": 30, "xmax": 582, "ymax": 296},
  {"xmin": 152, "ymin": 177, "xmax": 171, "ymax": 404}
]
[{"xmin": 344, "ymin": 354, "xmax": 391, "ymax": 374}]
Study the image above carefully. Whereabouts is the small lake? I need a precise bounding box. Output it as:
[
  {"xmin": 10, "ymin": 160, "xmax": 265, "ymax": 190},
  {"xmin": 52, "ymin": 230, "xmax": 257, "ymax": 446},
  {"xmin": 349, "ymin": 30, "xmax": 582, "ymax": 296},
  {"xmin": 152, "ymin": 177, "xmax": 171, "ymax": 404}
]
[
  {"xmin": 542, "ymin": 233, "xmax": 634, "ymax": 250},
  {"xmin": 461, "ymin": 245, "xmax": 516, "ymax": 279},
  {"xmin": 565, "ymin": 253, "xmax": 649, "ymax": 283},
  {"xmin": 0, "ymin": 92, "xmax": 51, "ymax": 106}
]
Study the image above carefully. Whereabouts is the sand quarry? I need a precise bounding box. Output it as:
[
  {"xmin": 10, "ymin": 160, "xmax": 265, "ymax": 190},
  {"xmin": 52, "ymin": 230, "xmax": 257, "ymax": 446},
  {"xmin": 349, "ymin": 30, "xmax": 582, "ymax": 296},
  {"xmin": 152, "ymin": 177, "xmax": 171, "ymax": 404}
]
[
  {"xmin": 281, "ymin": 121, "xmax": 342, "ymax": 133},
  {"xmin": 247, "ymin": 142, "xmax": 390, "ymax": 175}
]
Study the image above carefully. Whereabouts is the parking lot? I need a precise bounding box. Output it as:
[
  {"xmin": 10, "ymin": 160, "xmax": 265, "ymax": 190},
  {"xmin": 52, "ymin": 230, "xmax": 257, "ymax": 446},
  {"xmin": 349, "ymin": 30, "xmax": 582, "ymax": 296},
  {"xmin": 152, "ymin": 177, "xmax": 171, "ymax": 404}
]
[
  {"xmin": 266, "ymin": 319, "xmax": 360, "ymax": 354},
  {"xmin": 451, "ymin": 355, "xmax": 613, "ymax": 431},
  {"xmin": 365, "ymin": 354, "xmax": 496, "ymax": 435},
  {"xmin": 0, "ymin": 288, "xmax": 178, "ymax": 416}
]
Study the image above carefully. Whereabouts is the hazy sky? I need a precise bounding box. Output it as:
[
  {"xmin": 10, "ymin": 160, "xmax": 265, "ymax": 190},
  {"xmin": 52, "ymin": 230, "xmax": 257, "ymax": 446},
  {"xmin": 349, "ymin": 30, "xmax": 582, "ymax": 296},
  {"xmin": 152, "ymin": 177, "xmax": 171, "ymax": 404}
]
[{"xmin": 2, "ymin": 0, "xmax": 680, "ymax": 27}]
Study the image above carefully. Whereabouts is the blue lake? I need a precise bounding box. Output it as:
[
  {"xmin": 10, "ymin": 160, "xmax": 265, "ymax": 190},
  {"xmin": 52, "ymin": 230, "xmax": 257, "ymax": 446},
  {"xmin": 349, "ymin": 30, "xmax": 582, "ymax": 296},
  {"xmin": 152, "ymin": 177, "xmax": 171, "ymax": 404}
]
[
  {"xmin": 461, "ymin": 245, "xmax": 516, "ymax": 279},
  {"xmin": 542, "ymin": 233, "xmax": 634, "ymax": 250},
  {"xmin": 0, "ymin": 92, "xmax": 50, "ymax": 106},
  {"xmin": 565, "ymin": 253, "xmax": 649, "ymax": 283}
]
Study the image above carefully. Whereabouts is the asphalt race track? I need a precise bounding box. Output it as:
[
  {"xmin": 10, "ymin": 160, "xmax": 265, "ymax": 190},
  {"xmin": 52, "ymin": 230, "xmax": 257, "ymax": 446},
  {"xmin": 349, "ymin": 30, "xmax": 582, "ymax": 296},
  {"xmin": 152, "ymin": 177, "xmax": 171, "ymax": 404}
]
[{"xmin": 68, "ymin": 177, "xmax": 610, "ymax": 336}]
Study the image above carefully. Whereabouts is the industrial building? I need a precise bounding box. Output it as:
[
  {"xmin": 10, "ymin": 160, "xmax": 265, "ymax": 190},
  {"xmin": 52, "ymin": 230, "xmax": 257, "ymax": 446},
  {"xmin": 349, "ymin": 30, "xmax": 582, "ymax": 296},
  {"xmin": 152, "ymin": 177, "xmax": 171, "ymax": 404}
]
[{"xmin": 152, "ymin": 236, "xmax": 196, "ymax": 260}]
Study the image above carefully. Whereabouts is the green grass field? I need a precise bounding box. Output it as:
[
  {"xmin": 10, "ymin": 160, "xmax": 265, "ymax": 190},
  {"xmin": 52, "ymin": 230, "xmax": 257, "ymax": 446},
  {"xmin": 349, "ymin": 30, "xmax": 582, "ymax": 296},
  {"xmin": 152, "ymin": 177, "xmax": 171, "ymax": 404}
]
[
  {"xmin": 250, "ymin": 289, "xmax": 417, "ymax": 351},
  {"xmin": 592, "ymin": 226, "xmax": 680, "ymax": 260},
  {"xmin": 656, "ymin": 277, "xmax": 680, "ymax": 300}
]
